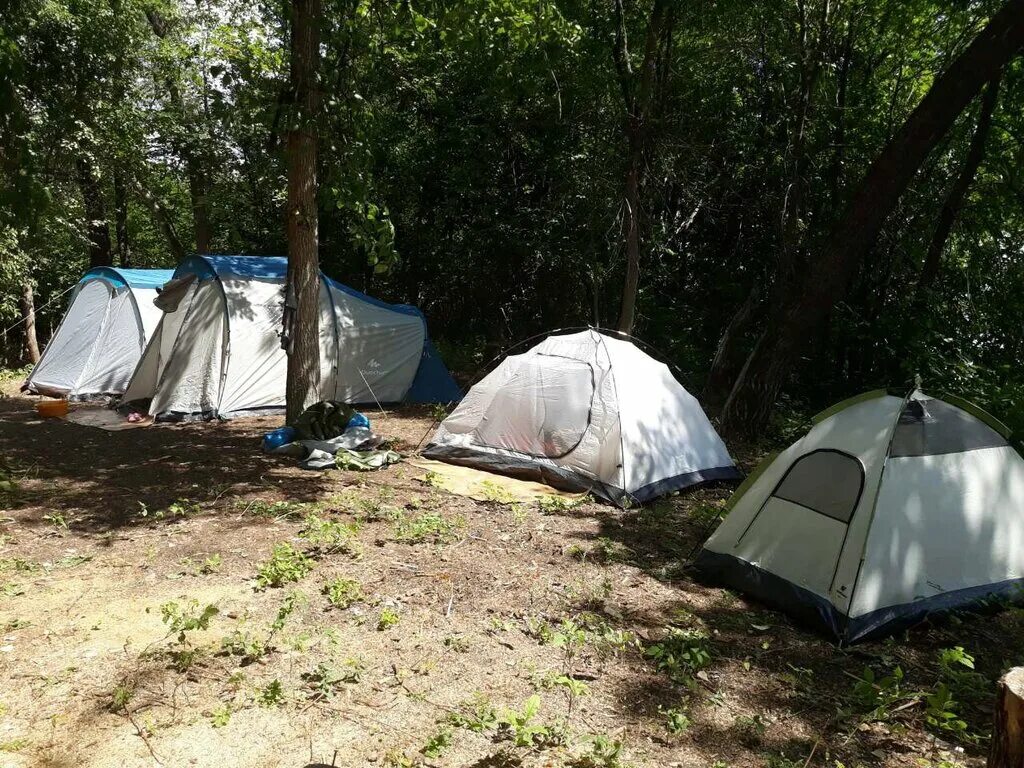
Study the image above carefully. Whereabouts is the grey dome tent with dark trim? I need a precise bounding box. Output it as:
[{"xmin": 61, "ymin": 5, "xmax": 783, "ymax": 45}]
[
  {"xmin": 424, "ymin": 329, "xmax": 740, "ymax": 505},
  {"xmin": 696, "ymin": 388, "xmax": 1024, "ymax": 644}
]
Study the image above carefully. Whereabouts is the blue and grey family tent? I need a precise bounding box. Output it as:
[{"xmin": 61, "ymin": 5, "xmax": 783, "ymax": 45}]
[
  {"xmin": 121, "ymin": 255, "xmax": 460, "ymax": 419},
  {"xmin": 24, "ymin": 267, "xmax": 175, "ymax": 399},
  {"xmin": 696, "ymin": 388, "xmax": 1024, "ymax": 644}
]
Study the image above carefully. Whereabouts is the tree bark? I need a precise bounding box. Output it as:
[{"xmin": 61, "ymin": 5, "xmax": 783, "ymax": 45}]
[
  {"xmin": 703, "ymin": 286, "xmax": 762, "ymax": 411},
  {"xmin": 134, "ymin": 181, "xmax": 187, "ymax": 263},
  {"xmin": 916, "ymin": 73, "xmax": 1001, "ymax": 298},
  {"xmin": 20, "ymin": 283, "xmax": 40, "ymax": 365},
  {"xmin": 283, "ymin": 0, "xmax": 322, "ymax": 423},
  {"xmin": 613, "ymin": 0, "xmax": 670, "ymax": 334},
  {"xmin": 720, "ymin": 0, "xmax": 1024, "ymax": 438},
  {"xmin": 76, "ymin": 157, "xmax": 112, "ymax": 268},
  {"xmin": 114, "ymin": 170, "xmax": 131, "ymax": 268},
  {"xmin": 989, "ymin": 667, "xmax": 1024, "ymax": 768}
]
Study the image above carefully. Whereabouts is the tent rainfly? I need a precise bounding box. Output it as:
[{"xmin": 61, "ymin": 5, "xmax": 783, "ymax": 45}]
[
  {"xmin": 423, "ymin": 329, "xmax": 741, "ymax": 505},
  {"xmin": 121, "ymin": 255, "xmax": 460, "ymax": 419},
  {"xmin": 696, "ymin": 388, "xmax": 1024, "ymax": 644},
  {"xmin": 23, "ymin": 267, "xmax": 175, "ymax": 399}
]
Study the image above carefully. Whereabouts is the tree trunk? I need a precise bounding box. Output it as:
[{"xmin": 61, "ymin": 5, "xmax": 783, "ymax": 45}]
[
  {"xmin": 916, "ymin": 73, "xmax": 1001, "ymax": 298},
  {"xmin": 703, "ymin": 286, "xmax": 762, "ymax": 411},
  {"xmin": 828, "ymin": 14, "xmax": 856, "ymax": 211},
  {"xmin": 114, "ymin": 170, "xmax": 131, "ymax": 268},
  {"xmin": 283, "ymin": 0, "xmax": 322, "ymax": 423},
  {"xmin": 989, "ymin": 667, "xmax": 1024, "ymax": 768},
  {"xmin": 20, "ymin": 283, "xmax": 40, "ymax": 365},
  {"xmin": 134, "ymin": 180, "xmax": 187, "ymax": 263},
  {"xmin": 780, "ymin": 0, "xmax": 830, "ymax": 275},
  {"xmin": 76, "ymin": 157, "xmax": 112, "ymax": 268},
  {"xmin": 145, "ymin": 9, "xmax": 214, "ymax": 254},
  {"xmin": 720, "ymin": 0, "xmax": 1024, "ymax": 438},
  {"xmin": 612, "ymin": 0, "xmax": 670, "ymax": 334}
]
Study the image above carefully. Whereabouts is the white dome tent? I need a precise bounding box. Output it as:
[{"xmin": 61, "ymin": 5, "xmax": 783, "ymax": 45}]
[
  {"xmin": 423, "ymin": 329, "xmax": 740, "ymax": 505},
  {"xmin": 23, "ymin": 267, "xmax": 174, "ymax": 399},
  {"xmin": 696, "ymin": 388, "xmax": 1024, "ymax": 644},
  {"xmin": 121, "ymin": 255, "xmax": 460, "ymax": 420}
]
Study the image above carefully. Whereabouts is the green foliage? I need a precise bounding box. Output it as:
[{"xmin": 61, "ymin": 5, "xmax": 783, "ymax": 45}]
[
  {"xmin": 660, "ymin": 705, "xmax": 691, "ymax": 735},
  {"xmin": 496, "ymin": 695, "xmax": 549, "ymax": 748},
  {"xmin": 241, "ymin": 499, "xmax": 312, "ymax": 520},
  {"xmin": 257, "ymin": 679, "xmax": 285, "ymax": 707},
  {"xmin": 568, "ymin": 735, "xmax": 629, "ymax": 768},
  {"xmin": 208, "ymin": 705, "xmax": 231, "ymax": 728},
  {"xmin": 377, "ymin": 607, "xmax": 400, "ymax": 630},
  {"xmin": 321, "ymin": 577, "xmax": 363, "ymax": 609},
  {"xmin": 160, "ymin": 600, "xmax": 218, "ymax": 644},
  {"xmin": 299, "ymin": 514, "xmax": 361, "ymax": 555},
  {"xmin": 420, "ymin": 727, "xmax": 453, "ymax": 759},
  {"xmin": 445, "ymin": 692, "xmax": 498, "ymax": 733},
  {"xmin": 109, "ymin": 680, "xmax": 135, "ymax": 712},
  {"xmin": 644, "ymin": 628, "xmax": 712, "ymax": 685},
  {"xmin": 392, "ymin": 512, "xmax": 463, "ymax": 544},
  {"xmin": 255, "ymin": 543, "xmax": 314, "ymax": 589}
]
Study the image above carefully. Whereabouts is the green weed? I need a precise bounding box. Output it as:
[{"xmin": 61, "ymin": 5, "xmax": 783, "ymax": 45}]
[
  {"xmin": 322, "ymin": 577, "xmax": 363, "ymax": 608},
  {"xmin": 393, "ymin": 511, "xmax": 463, "ymax": 543},
  {"xmin": 255, "ymin": 543, "xmax": 313, "ymax": 589}
]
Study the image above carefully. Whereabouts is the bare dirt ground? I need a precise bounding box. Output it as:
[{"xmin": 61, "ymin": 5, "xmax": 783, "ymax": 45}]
[{"xmin": 0, "ymin": 384, "xmax": 1015, "ymax": 768}]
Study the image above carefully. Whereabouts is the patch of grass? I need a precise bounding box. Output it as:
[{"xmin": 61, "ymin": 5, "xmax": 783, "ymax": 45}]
[
  {"xmin": 568, "ymin": 735, "xmax": 629, "ymax": 768},
  {"xmin": 420, "ymin": 727, "xmax": 453, "ymax": 759},
  {"xmin": 43, "ymin": 511, "xmax": 68, "ymax": 531},
  {"xmin": 392, "ymin": 511, "xmax": 463, "ymax": 543},
  {"xmin": 0, "ymin": 557, "xmax": 41, "ymax": 573},
  {"xmin": 496, "ymin": 694, "xmax": 561, "ymax": 748},
  {"xmin": 479, "ymin": 481, "xmax": 518, "ymax": 505},
  {"xmin": 198, "ymin": 553, "xmax": 222, "ymax": 574},
  {"xmin": 645, "ymin": 627, "xmax": 712, "ymax": 685},
  {"xmin": 137, "ymin": 498, "xmax": 201, "ymax": 521},
  {"xmin": 209, "ymin": 705, "xmax": 231, "ymax": 728},
  {"xmin": 445, "ymin": 692, "xmax": 498, "ymax": 733},
  {"xmin": 0, "ymin": 583, "xmax": 24, "ymax": 597},
  {"xmin": 255, "ymin": 543, "xmax": 313, "ymax": 589},
  {"xmin": 322, "ymin": 577, "xmax": 363, "ymax": 609},
  {"xmin": 569, "ymin": 537, "xmax": 633, "ymax": 564},
  {"xmin": 160, "ymin": 600, "xmax": 218, "ymax": 644},
  {"xmin": 660, "ymin": 704, "xmax": 691, "ymax": 735},
  {"xmin": 0, "ymin": 738, "xmax": 29, "ymax": 752},
  {"xmin": 302, "ymin": 662, "xmax": 357, "ymax": 700},
  {"xmin": 377, "ymin": 607, "xmax": 400, "ymax": 630},
  {"xmin": 109, "ymin": 679, "xmax": 135, "ymax": 713},
  {"xmin": 239, "ymin": 498, "xmax": 311, "ymax": 520},
  {"xmin": 220, "ymin": 630, "xmax": 269, "ymax": 664},
  {"xmin": 538, "ymin": 495, "xmax": 585, "ymax": 514},
  {"xmin": 443, "ymin": 634, "xmax": 470, "ymax": 653},
  {"xmin": 299, "ymin": 514, "xmax": 361, "ymax": 555},
  {"xmin": 257, "ymin": 679, "xmax": 285, "ymax": 707}
]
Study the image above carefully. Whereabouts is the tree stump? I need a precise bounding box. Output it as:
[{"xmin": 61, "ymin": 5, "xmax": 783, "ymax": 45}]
[{"xmin": 989, "ymin": 667, "xmax": 1024, "ymax": 768}]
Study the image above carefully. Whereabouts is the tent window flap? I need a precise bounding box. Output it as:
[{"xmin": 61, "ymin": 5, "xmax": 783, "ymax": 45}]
[{"xmin": 773, "ymin": 449, "xmax": 864, "ymax": 524}]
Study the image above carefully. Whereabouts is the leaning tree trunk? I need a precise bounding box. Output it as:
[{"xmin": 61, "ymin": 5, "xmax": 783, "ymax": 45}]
[
  {"xmin": 76, "ymin": 157, "xmax": 112, "ymax": 268},
  {"xmin": 989, "ymin": 667, "xmax": 1024, "ymax": 768},
  {"xmin": 720, "ymin": 0, "xmax": 1024, "ymax": 439},
  {"xmin": 20, "ymin": 283, "xmax": 40, "ymax": 364},
  {"xmin": 916, "ymin": 72, "xmax": 1001, "ymax": 299},
  {"xmin": 703, "ymin": 286, "xmax": 762, "ymax": 411},
  {"xmin": 612, "ymin": 0, "xmax": 670, "ymax": 334},
  {"xmin": 283, "ymin": 0, "xmax": 322, "ymax": 423}
]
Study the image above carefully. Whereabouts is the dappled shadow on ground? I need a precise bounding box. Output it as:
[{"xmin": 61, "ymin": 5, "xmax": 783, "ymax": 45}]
[
  {"xmin": 0, "ymin": 395, "xmax": 434, "ymax": 536},
  {"xmin": 544, "ymin": 477, "xmax": 1019, "ymax": 765}
]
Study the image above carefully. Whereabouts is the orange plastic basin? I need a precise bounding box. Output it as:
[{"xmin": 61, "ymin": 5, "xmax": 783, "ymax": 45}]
[{"xmin": 36, "ymin": 399, "xmax": 68, "ymax": 418}]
